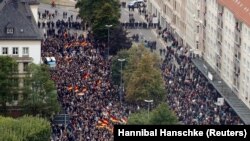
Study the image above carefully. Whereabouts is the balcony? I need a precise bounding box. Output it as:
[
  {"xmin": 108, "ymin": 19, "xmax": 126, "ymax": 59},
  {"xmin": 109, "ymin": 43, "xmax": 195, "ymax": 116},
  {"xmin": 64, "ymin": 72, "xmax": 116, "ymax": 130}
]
[
  {"xmin": 217, "ymin": 19, "xmax": 223, "ymax": 29},
  {"xmin": 235, "ymin": 21, "xmax": 242, "ymax": 33},
  {"xmin": 234, "ymin": 34, "xmax": 241, "ymax": 46},
  {"xmin": 218, "ymin": 5, "xmax": 224, "ymax": 16}
]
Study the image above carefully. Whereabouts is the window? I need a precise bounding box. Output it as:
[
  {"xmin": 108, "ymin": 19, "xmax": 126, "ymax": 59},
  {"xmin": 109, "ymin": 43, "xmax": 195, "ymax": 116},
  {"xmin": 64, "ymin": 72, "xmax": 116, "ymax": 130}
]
[
  {"xmin": 12, "ymin": 47, "xmax": 18, "ymax": 55},
  {"xmin": 22, "ymin": 47, "xmax": 29, "ymax": 55},
  {"xmin": 6, "ymin": 28, "xmax": 14, "ymax": 34},
  {"xmin": 23, "ymin": 62, "xmax": 29, "ymax": 72},
  {"xmin": 2, "ymin": 47, "xmax": 8, "ymax": 54},
  {"xmin": 197, "ymin": 25, "xmax": 199, "ymax": 33}
]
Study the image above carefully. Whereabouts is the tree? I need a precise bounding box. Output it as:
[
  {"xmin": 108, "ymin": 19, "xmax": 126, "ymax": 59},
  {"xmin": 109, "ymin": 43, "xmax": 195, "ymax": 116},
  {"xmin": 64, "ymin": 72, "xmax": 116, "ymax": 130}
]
[
  {"xmin": 149, "ymin": 103, "xmax": 178, "ymax": 125},
  {"xmin": 0, "ymin": 56, "xmax": 18, "ymax": 115},
  {"xmin": 92, "ymin": 2, "xmax": 120, "ymax": 41},
  {"xmin": 109, "ymin": 25, "xmax": 132, "ymax": 55},
  {"xmin": 127, "ymin": 110, "xmax": 149, "ymax": 125},
  {"xmin": 127, "ymin": 103, "xmax": 178, "ymax": 125},
  {"xmin": 0, "ymin": 115, "xmax": 51, "ymax": 141},
  {"xmin": 22, "ymin": 64, "xmax": 60, "ymax": 118},
  {"xmin": 76, "ymin": 0, "xmax": 120, "ymax": 24},
  {"xmin": 123, "ymin": 45, "xmax": 165, "ymax": 104}
]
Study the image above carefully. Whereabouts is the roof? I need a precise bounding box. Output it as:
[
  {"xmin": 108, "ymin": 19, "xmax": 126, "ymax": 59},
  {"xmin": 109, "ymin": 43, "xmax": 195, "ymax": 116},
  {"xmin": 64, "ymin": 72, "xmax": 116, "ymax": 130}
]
[
  {"xmin": 0, "ymin": 0, "xmax": 42, "ymax": 40},
  {"xmin": 218, "ymin": 0, "xmax": 250, "ymax": 27}
]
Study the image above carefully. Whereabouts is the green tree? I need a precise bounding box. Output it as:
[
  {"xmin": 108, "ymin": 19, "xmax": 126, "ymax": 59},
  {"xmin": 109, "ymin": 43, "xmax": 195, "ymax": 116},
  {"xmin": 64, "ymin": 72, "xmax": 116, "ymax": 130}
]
[
  {"xmin": 109, "ymin": 25, "xmax": 132, "ymax": 55},
  {"xmin": 123, "ymin": 45, "xmax": 165, "ymax": 104},
  {"xmin": 149, "ymin": 103, "xmax": 178, "ymax": 125},
  {"xmin": 128, "ymin": 103, "xmax": 178, "ymax": 125},
  {"xmin": 22, "ymin": 64, "xmax": 60, "ymax": 118},
  {"xmin": 0, "ymin": 56, "xmax": 18, "ymax": 115},
  {"xmin": 92, "ymin": 2, "xmax": 120, "ymax": 41},
  {"xmin": 76, "ymin": 0, "xmax": 120, "ymax": 24},
  {"xmin": 0, "ymin": 115, "xmax": 51, "ymax": 141},
  {"xmin": 127, "ymin": 110, "xmax": 149, "ymax": 125},
  {"xmin": 76, "ymin": 0, "xmax": 130, "ymax": 56}
]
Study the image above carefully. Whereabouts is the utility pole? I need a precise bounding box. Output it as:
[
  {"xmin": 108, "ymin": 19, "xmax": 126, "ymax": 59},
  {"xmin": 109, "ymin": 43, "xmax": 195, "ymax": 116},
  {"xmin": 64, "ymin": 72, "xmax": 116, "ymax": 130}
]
[
  {"xmin": 105, "ymin": 24, "xmax": 113, "ymax": 59},
  {"xmin": 118, "ymin": 58, "xmax": 126, "ymax": 104}
]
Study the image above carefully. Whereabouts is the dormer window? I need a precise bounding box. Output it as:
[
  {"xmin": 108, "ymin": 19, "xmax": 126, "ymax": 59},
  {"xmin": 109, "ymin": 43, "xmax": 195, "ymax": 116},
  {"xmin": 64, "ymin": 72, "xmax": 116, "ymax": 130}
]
[{"xmin": 6, "ymin": 28, "xmax": 14, "ymax": 34}]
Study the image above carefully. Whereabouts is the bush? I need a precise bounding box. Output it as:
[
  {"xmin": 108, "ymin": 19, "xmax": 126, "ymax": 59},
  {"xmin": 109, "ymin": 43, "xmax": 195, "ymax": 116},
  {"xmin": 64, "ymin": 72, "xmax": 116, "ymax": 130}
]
[{"xmin": 0, "ymin": 115, "xmax": 51, "ymax": 141}]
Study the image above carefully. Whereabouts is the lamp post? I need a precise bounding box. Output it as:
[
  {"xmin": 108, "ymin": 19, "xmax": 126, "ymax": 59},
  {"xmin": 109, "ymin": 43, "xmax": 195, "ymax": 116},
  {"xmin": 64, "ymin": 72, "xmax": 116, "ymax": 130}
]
[
  {"xmin": 118, "ymin": 58, "xmax": 126, "ymax": 104},
  {"xmin": 105, "ymin": 24, "xmax": 113, "ymax": 59},
  {"xmin": 144, "ymin": 99, "xmax": 153, "ymax": 120}
]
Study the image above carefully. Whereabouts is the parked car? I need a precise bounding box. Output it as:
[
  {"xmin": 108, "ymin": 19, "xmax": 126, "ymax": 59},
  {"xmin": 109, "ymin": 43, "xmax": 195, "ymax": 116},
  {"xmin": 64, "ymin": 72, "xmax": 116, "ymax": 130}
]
[{"xmin": 128, "ymin": 0, "xmax": 144, "ymax": 8}]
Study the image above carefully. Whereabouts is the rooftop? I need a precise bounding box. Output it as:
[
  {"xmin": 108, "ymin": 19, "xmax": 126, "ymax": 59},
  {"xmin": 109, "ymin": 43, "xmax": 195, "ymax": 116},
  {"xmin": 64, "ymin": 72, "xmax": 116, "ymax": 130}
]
[
  {"xmin": 0, "ymin": 0, "xmax": 41, "ymax": 40},
  {"xmin": 218, "ymin": 0, "xmax": 250, "ymax": 27}
]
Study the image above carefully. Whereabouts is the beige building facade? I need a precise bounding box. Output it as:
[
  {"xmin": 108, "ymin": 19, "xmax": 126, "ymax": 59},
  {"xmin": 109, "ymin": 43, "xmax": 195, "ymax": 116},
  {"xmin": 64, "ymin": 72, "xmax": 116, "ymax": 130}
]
[{"xmin": 147, "ymin": 0, "xmax": 250, "ymax": 109}]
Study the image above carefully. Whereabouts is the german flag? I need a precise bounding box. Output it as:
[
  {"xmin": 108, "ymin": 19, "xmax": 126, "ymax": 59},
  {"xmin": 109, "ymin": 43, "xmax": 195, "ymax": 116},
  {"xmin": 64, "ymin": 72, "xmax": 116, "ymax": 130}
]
[
  {"xmin": 97, "ymin": 119, "xmax": 108, "ymax": 126},
  {"xmin": 67, "ymin": 85, "xmax": 73, "ymax": 91},
  {"xmin": 106, "ymin": 126, "xmax": 113, "ymax": 133},
  {"xmin": 74, "ymin": 85, "xmax": 79, "ymax": 93},
  {"xmin": 82, "ymin": 86, "xmax": 87, "ymax": 92},
  {"xmin": 110, "ymin": 116, "xmax": 120, "ymax": 123},
  {"xmin": 120, "ymin": 117, "xmax": 128, "ymax": 124},
  {"xmin": 101, "ymin": 119, "xmax": 109, "ymax": 125}
]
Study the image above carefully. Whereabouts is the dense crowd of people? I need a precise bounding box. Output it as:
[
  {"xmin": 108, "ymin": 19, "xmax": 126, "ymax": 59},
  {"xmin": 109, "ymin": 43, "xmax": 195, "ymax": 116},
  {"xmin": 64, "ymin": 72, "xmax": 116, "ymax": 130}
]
[
  {"xmin": 42, "ymin": 30, "xmax": 131, "ymax": 141},
  {"xmin": 39, "ymin": 8, "xmax": 132, "ymax": 141},
  {"xmin": 39, "ymin": 3, "xmax": 245, "ymax": 141},
  {"xmin": 160, "ymin": 29, "xmax": 244, "ymax": 125}
]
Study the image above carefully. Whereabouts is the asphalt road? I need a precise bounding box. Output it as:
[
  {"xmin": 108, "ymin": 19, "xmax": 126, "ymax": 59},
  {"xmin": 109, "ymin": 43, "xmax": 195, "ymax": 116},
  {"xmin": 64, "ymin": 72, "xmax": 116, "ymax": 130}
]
[
  {"xmin": 119, "ymin": 3, "xmax": 171, "ymax": 60},
  {"xmin": 38, "ymin": 0, "xmax": 170, "ymax": 59}
]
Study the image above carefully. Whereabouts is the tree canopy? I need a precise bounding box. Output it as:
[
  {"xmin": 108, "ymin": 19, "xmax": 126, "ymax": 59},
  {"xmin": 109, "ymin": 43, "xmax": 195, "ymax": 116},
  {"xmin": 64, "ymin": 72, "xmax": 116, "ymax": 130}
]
[
  {"xmin": 122, "ymin": 45, "xmax": 165, "ymax": 104},
  {"xmin": 22, "ymin": 64, "xmax": 60, "ymax": 118},
  {"xmin": 92, "ymin": 2, "xmax": 120, "ymax": 41},
  {"xmin": 76, "ymin": 0, "xmax": 131, "ymax": 55},
  {"xmin": 0, "ymin": 115, "xmax": 51, "ymax": 141},
  {"xmin": 128, "ymin": 103, "xmax": 178, "ymax": 125},
  {"xmin": 76, "ymin": 0, "xmax": 120, "ymax": 24},
  {"xmin": 0, "ymin": 56, "xmax": 18, "ymax": 114}
]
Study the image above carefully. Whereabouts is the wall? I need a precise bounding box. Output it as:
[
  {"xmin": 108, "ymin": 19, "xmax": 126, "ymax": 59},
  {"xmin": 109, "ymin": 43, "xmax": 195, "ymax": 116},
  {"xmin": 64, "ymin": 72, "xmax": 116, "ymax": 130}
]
[{"xmin": 0, "ymin": 40, "xmax": 41, "ymax": 64}]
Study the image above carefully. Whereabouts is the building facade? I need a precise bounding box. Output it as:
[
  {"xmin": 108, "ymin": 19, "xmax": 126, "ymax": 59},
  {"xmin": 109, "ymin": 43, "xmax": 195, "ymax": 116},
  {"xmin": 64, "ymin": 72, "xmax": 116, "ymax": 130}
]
[
  {"xmin": 147, "ymin": 0, "xmax": 250, "ymax": 109},
  {"xmin": 205, "ymin": 0, "xmax": 250, "ymax": 108},
  {"xmin": 0, "ymin": 0, "xmax": 41, "ymax": 106}
]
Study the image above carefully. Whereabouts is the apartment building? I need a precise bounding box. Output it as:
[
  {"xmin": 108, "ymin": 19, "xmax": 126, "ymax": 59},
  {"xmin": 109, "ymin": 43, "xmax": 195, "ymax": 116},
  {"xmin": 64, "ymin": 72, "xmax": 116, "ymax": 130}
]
[
  {"xmin": 147, "ymin": 0, "xmax": 205, "ymax": 55},
  {"xmin": 147, "ymin": 0, "xmax": 250, "ymax": 108},
  {"xmin": 205, "ymin": 0, "xmax": 250, "ymax": 108},
  {"xmin": 0, "ymin": 0, "xmax": 42, "ymax": 105}
]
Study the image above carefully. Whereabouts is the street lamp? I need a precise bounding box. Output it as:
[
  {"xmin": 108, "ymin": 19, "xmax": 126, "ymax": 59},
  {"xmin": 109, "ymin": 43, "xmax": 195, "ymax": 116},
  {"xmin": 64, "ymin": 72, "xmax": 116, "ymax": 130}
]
[
  {"xmin": 118, "ymin": 58, "xmax": 126, "ymax": 104},
  {"xmin": 105, "ymin": 24, "xmax": 113, "ymax": 59},
  {"xmin": 144, "ymin": 99, "xmax": 153, "ymax": 120}
]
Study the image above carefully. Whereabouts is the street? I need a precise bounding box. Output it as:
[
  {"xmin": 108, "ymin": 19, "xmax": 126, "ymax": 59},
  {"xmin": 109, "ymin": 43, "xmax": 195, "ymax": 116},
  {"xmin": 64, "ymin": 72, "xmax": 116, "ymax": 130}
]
[{"xmin": 119, "ymin": 1, "xmax": 171, "ymax": 60}]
